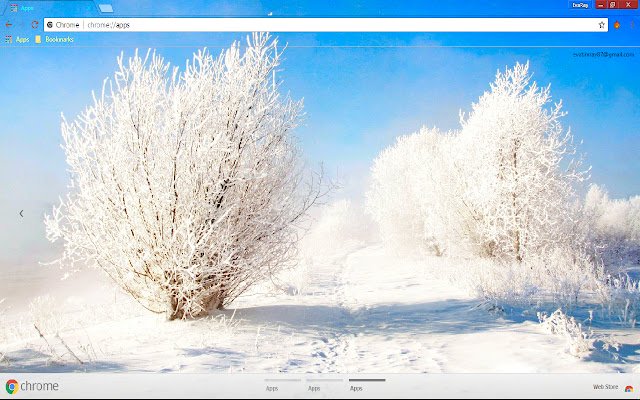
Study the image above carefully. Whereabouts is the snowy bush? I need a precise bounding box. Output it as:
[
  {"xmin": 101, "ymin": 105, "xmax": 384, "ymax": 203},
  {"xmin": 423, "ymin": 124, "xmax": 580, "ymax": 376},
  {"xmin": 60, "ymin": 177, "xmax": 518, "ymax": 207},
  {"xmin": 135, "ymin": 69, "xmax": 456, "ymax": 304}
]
[
  {"xmin": 597, "ymin": 274, "xmax": 640, "ymax": 327},
  {"xmin": 583, "ymin": 184, "xmax": 640, "ymax": 266},
  {"xmin": 467, "ymin": 258, "xmax": 539, "ymax": 306},
  {"xmin": 537, "ymin": 248, "xmax": 603, "ymax": 308},
  {"xmin": 467, "ymin": 247, "xmax": 603, "ymax": 311},
  {"xmin": 367, "ymin": 62, "xmax": 588, "ymax": 263},
  {"xmin": 45, "ymin": 34, "xmax": 322, "ymax": 320},
  {"xmin": 581, "ymin": 185, "xmax": 640, "ymax": 326},
  {"xmin": 366, "ymin": 133, "xmax": 426, "ymax": 254},
  {"xmin": 366, "ymin": 128, "xmax": 462, "ymax": 256},
  {"xmin": 538, "ymin": 309, "xmax": 594, "ymax": 357},
  {"xmin": 29, "ymin": 295, "xmax": 63, "ymax": 334}
]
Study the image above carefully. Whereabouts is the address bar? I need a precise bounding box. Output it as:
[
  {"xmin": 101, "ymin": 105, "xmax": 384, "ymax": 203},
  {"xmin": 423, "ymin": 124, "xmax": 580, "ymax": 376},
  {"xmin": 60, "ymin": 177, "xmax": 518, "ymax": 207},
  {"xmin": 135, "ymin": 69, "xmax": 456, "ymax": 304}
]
[{"xmin": 43, "ymin": 18, "xmax": 610, "ymax": 33}]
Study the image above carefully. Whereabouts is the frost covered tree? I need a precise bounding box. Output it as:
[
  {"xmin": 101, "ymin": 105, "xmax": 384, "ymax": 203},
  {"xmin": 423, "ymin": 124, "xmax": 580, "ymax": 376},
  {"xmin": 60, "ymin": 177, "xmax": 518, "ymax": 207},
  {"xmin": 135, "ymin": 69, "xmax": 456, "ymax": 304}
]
[
  {"xmin": 458, "ymin": 62, "xmax": 588, "ymax": 261},
  {"xmin": 367, "ymin": 62, "xmax": 589, "ymax": 262},
  {"xmin": 45, "ymin": 33, "xmax": 322, "ymax": 320},
  {"xmin": 583, "ymin": 184, "xmax": 640, "ymax": 264},
  {"xmin": 366, "ymin": 128, "xmax": 457, "ymax": 255},
  {"xmin": 366, "ymin": 132, "xmax": 430, "ymax": 253}
]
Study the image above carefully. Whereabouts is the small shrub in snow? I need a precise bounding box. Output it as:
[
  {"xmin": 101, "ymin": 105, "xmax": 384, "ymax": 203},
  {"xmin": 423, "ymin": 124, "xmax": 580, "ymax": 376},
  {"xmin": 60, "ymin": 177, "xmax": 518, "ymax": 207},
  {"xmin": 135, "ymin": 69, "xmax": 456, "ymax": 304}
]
[
  {"xmin": 195, "ymin": 311, "xmax": 241, "ymax": 347},
  {"xmin": 471, "ymin": 258, "xmax": 540, "ymax": 307},
  {"xmin": 29, "ymin": 295, "xmax": 62, "ymax": 335},
  {"xmin": 583, "ymin": 184, "xmax": 640, "ymax": 266},
  {"xmin": 538, "ymin": 309, "xmax": 594, "ymax": 357},
  {"xmin": 468, "ymin": 248, "xmax": 603, "ymax": 311},
  {"xmin": 45, "ymin": 34, "xmax": 322, "ymax": 319},
  {"xmin": 597, "ymin": 274, "xmax": 640, "ymax": 327},
  {"xmin": 533, "ymin": 248, "xmax": 603, "ymax": 309},
  {"xmin": 595, "ymin": 335, "xmax": 622, "ymax": 361}
]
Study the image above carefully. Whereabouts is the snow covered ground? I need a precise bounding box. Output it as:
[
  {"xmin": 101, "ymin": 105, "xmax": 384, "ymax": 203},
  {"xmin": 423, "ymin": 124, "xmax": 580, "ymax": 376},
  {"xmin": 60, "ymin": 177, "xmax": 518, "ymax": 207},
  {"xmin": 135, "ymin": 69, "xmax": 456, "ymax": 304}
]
[{"xmin": 1, "ymin": 244, "xmax": 638, "ymax": 373}]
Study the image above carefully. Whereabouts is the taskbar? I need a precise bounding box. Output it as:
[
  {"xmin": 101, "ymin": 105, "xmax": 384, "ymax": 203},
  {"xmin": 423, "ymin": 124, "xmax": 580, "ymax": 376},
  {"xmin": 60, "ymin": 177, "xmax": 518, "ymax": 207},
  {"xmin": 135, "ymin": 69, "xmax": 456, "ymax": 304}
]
[{"xmin": 0, "ymin": 373, "xmax": 638, "ymax": 398}]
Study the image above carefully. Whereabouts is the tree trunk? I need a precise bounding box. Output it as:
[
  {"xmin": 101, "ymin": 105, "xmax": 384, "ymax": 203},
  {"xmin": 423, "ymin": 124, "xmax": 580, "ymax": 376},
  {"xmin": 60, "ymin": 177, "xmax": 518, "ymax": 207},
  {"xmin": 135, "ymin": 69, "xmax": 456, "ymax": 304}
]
[{"xmin": 512, "ymin": 140, "xmax": 522, "ymax": 263}]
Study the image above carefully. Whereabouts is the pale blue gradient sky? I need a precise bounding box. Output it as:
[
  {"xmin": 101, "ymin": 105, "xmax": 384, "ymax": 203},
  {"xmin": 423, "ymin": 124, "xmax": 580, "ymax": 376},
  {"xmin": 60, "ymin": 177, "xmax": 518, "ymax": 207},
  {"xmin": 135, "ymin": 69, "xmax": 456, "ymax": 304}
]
[{"xmin": 0, "ymin": 0, "xmax": 639, "ymax": 272}]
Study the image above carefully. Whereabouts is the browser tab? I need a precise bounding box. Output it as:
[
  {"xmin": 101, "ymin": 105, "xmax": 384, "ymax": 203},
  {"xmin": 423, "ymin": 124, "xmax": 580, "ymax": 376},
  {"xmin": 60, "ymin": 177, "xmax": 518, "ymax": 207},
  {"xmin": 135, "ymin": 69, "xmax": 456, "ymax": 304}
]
[{"xmin": 97, "ymin": 4, "xmax": 113, "ymax": 13}]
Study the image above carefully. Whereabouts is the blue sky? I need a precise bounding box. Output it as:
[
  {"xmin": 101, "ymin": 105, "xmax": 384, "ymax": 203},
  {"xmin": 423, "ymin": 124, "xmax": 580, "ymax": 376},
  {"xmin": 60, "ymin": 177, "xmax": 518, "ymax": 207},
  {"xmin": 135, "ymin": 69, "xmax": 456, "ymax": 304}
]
[{"xmin": 1, "ymin": 0, "xmax": 639, "ymax": 266}]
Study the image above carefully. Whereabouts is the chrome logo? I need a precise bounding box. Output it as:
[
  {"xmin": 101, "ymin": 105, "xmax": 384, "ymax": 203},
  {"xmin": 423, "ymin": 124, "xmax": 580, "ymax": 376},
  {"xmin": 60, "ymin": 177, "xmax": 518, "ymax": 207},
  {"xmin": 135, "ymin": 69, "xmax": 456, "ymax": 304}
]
[{"xmin": 6, "ymin": 379, "xmax": 18, "ymax": 395}]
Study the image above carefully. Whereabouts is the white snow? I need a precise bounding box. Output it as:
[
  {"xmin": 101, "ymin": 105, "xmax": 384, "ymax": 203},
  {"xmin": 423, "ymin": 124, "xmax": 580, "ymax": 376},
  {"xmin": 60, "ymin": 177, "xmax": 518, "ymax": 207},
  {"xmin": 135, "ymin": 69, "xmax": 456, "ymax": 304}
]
[{"xmin": 2, "ymin": 244, "xmax": 638, "ymax": 373}]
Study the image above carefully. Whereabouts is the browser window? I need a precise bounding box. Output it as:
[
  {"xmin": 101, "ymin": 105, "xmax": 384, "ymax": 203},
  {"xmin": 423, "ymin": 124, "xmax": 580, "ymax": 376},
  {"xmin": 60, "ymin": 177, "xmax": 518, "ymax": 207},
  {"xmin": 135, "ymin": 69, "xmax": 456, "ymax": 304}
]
[{"xmin": 0, "ymin": 1, "xmax": 638, "ymax": 398}]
